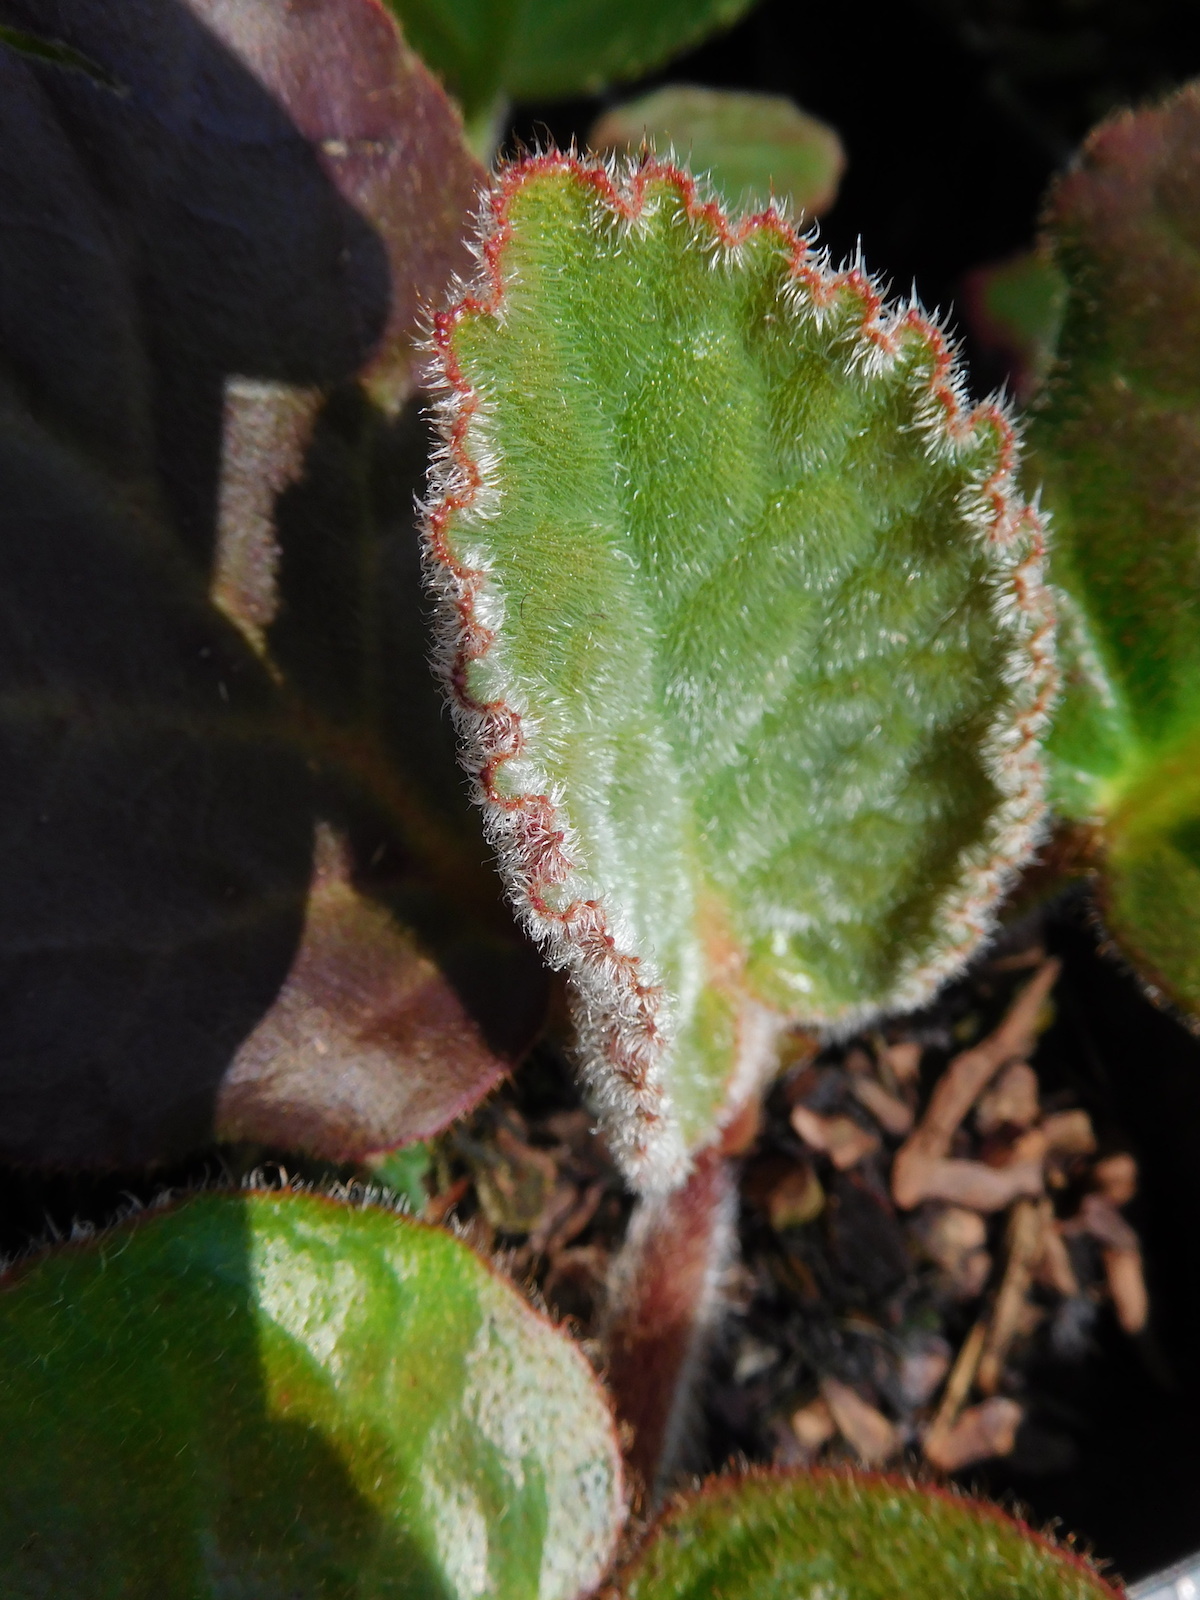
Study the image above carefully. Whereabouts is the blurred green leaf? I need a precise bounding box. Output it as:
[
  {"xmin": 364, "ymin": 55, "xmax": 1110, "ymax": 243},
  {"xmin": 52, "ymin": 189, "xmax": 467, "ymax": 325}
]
[
  {"xmin": 1034, "ymin": 81, "xmax": 1200, "ymax": 1015},
  {"xmin": 386, "ymin": 0, "xmax": 756, "ymax": 120},
  {"xmin": 591, "ymin": 87, "xmax": 844, "ymax": 220},
  {"xmin": 367, "ymin": 1140, "xmax": 433, "ymax": 1210},
  {"xmin": 0, "ymin": 1190, "xmax": 625, "ymax": 1598},
  {"xmin": 963, "ymin": 249, "xmax": 1066, "ymax": 402},
  {"xmin": 618, "ymin": 1470, "xmax": 1117, "ymax": 1600}
]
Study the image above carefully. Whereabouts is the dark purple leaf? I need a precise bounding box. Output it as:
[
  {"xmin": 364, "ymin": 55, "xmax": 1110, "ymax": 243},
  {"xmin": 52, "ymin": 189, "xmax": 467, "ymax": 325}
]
[{"xmin": 0, "ymin": 0, "xmax": 541, "ymax": 1170}]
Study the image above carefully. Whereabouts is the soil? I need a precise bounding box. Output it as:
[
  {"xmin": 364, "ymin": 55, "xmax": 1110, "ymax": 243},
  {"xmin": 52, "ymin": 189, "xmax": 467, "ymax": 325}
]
[{"xmin": 418, "ymin": 893, "xmax": 1200, "ymax": 1587}]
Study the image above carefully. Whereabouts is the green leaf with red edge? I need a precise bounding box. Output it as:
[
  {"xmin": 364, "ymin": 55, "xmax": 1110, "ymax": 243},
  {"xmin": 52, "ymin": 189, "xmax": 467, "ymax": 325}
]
[
  {"xmin": 0, "ymin": 0, "xmax": 546, "ymax": 1169},
  {"xmin": 424, "ymin": 152, "xmax": 1056, "ymax": 1191},
  {"xmin": 616, "ymin": 1470, "xmax": 1117, "ymax": 1600},
  {"xmin": 385, "ymin": 0, "xmax": 756, "ymax": 121},
  {"xmin": 590, "ymin": 87, "xmax": 845, "ymax": 222},
  {"xmin": 0, "ymin": 1189, "xmax": 625, "ymax": 1598},
  {"xmin": 1031, "ymin": 81, "xmax": 1200, "ymax": 1017}
]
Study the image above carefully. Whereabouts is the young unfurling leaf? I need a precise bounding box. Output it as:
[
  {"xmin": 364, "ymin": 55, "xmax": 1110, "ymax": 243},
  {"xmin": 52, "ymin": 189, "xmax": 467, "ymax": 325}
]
[{"xmin": 425, "ymin": 153, "xmax": 1056, "ymax": 1190}]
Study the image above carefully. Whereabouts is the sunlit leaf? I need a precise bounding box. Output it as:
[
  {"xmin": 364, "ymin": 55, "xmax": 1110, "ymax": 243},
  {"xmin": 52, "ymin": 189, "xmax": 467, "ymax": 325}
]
[
  {"xmin": 425, "ymin": 153, "xmax": 1056, "ymax": 1189},
  {"xmin": 0, "ymin": 1189, "xmax": 625, "ymax": 1598}
]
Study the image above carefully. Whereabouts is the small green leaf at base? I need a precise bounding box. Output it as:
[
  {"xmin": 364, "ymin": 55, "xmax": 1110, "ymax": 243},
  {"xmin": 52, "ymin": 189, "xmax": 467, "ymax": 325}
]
[
  {"xmin": 617, "ymin": 1471, "xmax": 1118, "ymax": 1600},
  {"xmin": 425, "ymin": 153, "xmax": 1056, "ymax": 1190},
  {"xmin": 0, "ymin": 1190, "xmax": 624, "ymax": 1599},
  {"xmin": 367, "ymin": 1140, "xmax": 434, "ymax": 1210}
]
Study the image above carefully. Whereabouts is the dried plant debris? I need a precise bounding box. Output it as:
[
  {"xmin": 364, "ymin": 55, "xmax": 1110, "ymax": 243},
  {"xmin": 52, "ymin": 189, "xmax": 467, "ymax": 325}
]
[
  {"xmin": 412, "ymin": 948, "xmax": 1146, "ymax": 1492},
  {"xmin": 713, "ymin": 951, "xmax": 1149, "ymax": 1479}
]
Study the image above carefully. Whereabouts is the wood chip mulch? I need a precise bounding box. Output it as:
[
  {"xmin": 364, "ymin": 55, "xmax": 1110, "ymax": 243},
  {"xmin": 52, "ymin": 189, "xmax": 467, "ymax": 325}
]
[{"xmin": 422, "ymin": 941, "xmax": 1148, "ymax": 1482}]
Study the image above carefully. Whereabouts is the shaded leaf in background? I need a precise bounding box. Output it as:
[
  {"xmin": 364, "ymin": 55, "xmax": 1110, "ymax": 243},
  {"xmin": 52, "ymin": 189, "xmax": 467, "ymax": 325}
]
[
  {"xmin": 590, "ymin": 87, "xmax": 845, "ymax": 221},
  {"xmin": 0, "ymin": 1189, "xmax": 625, "ymax": 1598},
  {"xmin": 385, "ymin": 0, "xmax": 756, "ymax": 122},
  {"xmin": 215, "ymin": 826, "xmax": 520, "ymax": 1161},
  {"xmin": 214, "ymin": 384, "xmax": 548, "ymax": 1162},
  {"xmin": 1032, "ymin": 81, "xmax": 1200, "ymax": 1018},
  {"xmin": 426, "ymin": 153, "xmax": 1056, "ymax": 1191},
  {"xmin": 617, "ymin": 1470, "xmax": 1117, "ymax": 1600},
  {"xmin": 963, "ymin": 249, "xmax": 1066, "ymax": 403},
  {"xmin": 0, "ymin": 0, "xmax": 544, "ymax": 1169}
]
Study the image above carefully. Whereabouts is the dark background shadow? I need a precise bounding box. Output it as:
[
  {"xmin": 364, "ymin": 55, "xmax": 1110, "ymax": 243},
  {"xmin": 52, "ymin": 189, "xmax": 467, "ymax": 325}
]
[{"xmin": 0, "ymin": 0, "xmax": 534, "ymax": 1171}]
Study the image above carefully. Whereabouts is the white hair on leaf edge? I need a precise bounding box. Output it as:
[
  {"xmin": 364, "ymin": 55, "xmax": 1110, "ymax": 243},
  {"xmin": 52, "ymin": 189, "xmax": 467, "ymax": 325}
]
[{"xmin": 420, "ymin": 149, "xmax": 1059, "ymax": 1182}]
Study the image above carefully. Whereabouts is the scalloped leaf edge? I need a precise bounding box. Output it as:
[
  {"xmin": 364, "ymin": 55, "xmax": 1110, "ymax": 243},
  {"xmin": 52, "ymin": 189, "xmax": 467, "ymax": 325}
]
[{"xmin": 421, "ymin": 150, "xmax": 1057, "ymax": 1191}]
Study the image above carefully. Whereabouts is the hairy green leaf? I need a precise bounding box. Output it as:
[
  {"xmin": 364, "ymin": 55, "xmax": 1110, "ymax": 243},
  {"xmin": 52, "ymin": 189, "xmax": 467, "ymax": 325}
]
[
  {"xmin": 590, "ymin": 88, "xmax": 845, "ymax": 220},
  {"xmin": 0, "ymin": 1190, "xmax": 625, "ymax": 1598},
  {"xmin": 0, "ymin": 0, "xmax": 546, "ymax": 1167},
  {"xmin": 385, "ymin": 0, "xmax": 755, "ymax": 120},
  {"xmin": 425, "ymin": 153, "xmax": 1056, "ymax": 1189},
  {"xmin": 617, "ymin": 1471, "xmax": 1116, "ymax": 1600},
  {"xmin": 1033, "ymin": 82, "xmax": 1200, "ymax": 1015}
]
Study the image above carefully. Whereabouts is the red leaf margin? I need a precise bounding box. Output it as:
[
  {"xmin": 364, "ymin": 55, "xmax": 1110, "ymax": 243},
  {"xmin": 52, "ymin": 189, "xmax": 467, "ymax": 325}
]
[{"xmin": 421, "ymin": 150, "xmax": 1059, "ymax": 1194}]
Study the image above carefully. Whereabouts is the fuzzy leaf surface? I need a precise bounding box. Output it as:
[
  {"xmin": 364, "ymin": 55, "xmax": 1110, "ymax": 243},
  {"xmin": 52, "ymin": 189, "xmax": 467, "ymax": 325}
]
[
  {"xmin": 426, "ymin": 154, "xmax": 1055, "ymax": 1188},
  {"xmin": 617, "ymin": 1471, "xmax": 1116, "ymax": 1600},
  {"xmin": 1033, "ymin": 82, "xmax": 1200, "ymax": 1013},
  {"xmin": 386, "ymin": 0, "xmax": 755, "ymax": 119},
  {"xmin": 0, "ymin": 1190, "xmax": 624, "ymax": 1598},
  {"xmin": 0, "ymin": 0, "xmax": 542, "ymax": 1167},
  {"xmin": 590, "ymin": 88, "xmax": 845, "ymax": 220}
]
